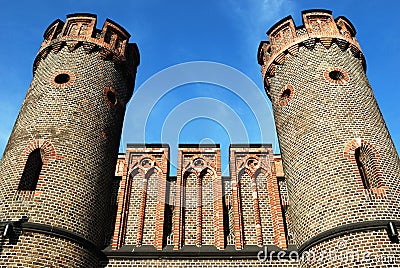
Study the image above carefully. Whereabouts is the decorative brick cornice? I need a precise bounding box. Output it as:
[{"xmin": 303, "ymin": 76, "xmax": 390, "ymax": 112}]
[
  {"xmin": 33, "ymin": 13, "xmax": 140, "ymax": 94},
  {"xmin": 258, "ymin": 9, "xmax": 365, "ymax": 93}
]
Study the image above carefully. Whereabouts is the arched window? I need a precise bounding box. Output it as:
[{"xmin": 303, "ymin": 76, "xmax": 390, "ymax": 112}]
[
  {"xmin": 18, "ymin": 148, "xmax": 42, "ymax": 191},
  {"xmin": 344, "ymin": 139, "xmax": 385, "ymax": 197},
  {"xmin": 355, "ymin": 147, "xmax": 370, "ymax": 189},
  {"xmin": 354, "ymin": 144, "xmax": 384, "ymax": 189}
]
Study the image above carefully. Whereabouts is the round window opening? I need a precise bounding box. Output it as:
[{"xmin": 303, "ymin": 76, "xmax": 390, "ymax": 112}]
[
  {"xmin": 140, "ymin": 158, "xmax": 153, "ymax": 169},
  {"xmin": 107, "ymin": 91, "xmax": 118, "ymax": 106},
  {"xmin": 329, "ymin": 70, "xmax": 345, "ymax": 81},
  {"xmin": 246, "ymin": 158, "xmax": 259, "ymax": 170},
  {"xmin": 279, "ymin": 86, "xmax": 292, "ymax": 106},
  {"xmin": 281, "ymin": 88, "xmax": 291, "ymax": 99},
  {"xmin": 193, "ymin": 158, "xmax": 205, "ymax": 167},
  {"xmin": 54, "ymin": 73, "xmax": 70, "ymax": 84}
]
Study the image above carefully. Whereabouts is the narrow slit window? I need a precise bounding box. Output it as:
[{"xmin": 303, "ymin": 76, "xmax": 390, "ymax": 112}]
[
  {"xmin": 355, "ymin": 147, "xmax": 370, "ymax": 189},
  {"xmin": 18, "ymin": 148, "xmax": 42, "ymax": 191},
  {"xmin": 164, "ymin": 204, "xmax": 174, "ymax": 246}
]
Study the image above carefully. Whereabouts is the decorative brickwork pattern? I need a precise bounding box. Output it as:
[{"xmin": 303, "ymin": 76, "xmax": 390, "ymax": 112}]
[
  {"xmin": 173, "ymin": 145, "xmax": 225, "ymax": 250},
  {"xmin": 15, "ymin": 139, "xmax": 57, "ymax": 200},
  {"xmin": 103, "ymin": 145, "xmax": 298, "ymax": 266},
  {"xmin": 230, "ymin": 145, "xmax": 287, "ymax": 250},
  {"xmin": 111, "ymin": 145, "xmax": 169, "ymax": 251},
  {"xmin": 278, "ymin": 84, "xmax": 295, "ymax": 107},
  {"xmin": 50, "ymin": 70, "xmax": 76, "ymax": 88},
  {"xmin": 2, "ymin": 9, "xmax": 400, "ymax": 268},
  {"xmin": 0, "ymin": 14, "xmax": 139, "ymax": 266},
  {"xmin": 343, "ymin": 138, "xmax": 387, "ymax": 200},
  {"xmin": 258, "ymin": 9, "xmax": 400, "ymax": 267},
  {"xmin": 323, "ymin": 67, "xmax": 349, "ymax": 85}
]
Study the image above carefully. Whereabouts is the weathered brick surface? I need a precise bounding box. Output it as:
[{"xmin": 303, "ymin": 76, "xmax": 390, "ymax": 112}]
[
  {"xmin": 0, "ymin": 14, "xmax": 139, "ymax": 266},
  {"xmin": 0, "ymin": 232, "xmax": 99, "ymax": 268},
  {"xmin": 258, "ymin": 9, "xmax": 400, "ymax": 267}
]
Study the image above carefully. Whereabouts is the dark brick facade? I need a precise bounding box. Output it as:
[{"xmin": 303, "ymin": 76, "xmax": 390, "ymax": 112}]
[
  {"xmin": 0, "ymin": 14, "xmax": 139, "ymax": 267},
  {"xmin": 0, "ymin": 9, "xmax": 399, "ymax": 268},
  {"xmin": 258, "ymin": 9, "xmax": 400, "ymax": 267}
]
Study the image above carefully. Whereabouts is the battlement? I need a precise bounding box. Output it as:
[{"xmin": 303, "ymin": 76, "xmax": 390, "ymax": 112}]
[
  {"xmin": 257, "ymin": 9, "xmax": 365, "ymax": 88},
  {"xmin": 33, "ymin": 13, "xmax": 140, "ymax": 90}
]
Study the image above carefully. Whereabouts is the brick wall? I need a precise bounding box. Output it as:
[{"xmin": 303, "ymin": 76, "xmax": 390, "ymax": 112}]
[
  {"xmin": 258, "ymin": 9, "xmax": 400, "ymax": 266},
  {"xmin": 104, "ymin": 144, "xmax": 293, "ymax": 267},
  {"xmin": 111, "ymin": 144, "xmax": 169, "ymax": 250},
  {"xmin": 300, "ymin": 230, "xmax": 400, "ymax": 267},
  {"xmin": 173, "ymin": 145, "xmax": 225, "ymax": 249},
  {"xmin": 2, "ymin": 9, "xmax": 399, "ymax": 268},
  {"xmin": 0, "ymin": 14, "xmax": 139, "ymax": 266},
  {"xmin": 229, "ymin": 145, "xmax": 287, "ymax": 249},
  {"xmin": 0, "ymin": 232, "xmax": 99, "ymax": 267}
]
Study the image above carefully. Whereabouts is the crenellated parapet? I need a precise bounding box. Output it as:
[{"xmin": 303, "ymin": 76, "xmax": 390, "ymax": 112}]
[
  {"xmin": 257, "ymin": 9, "xmax": 365, "ymax": 93},
  {"xmin": 34, "ymin": 13, "xmax": 140, "ymax": 90}
]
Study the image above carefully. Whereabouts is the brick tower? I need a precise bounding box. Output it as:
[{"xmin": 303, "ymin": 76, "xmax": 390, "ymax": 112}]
[
  {"xmin": 0, "ymin": 14, "xmax": 139, "ymax": 267},
  {"xmin": 258, "ymin": 10, "xmax": 400, "ymax": 266}
]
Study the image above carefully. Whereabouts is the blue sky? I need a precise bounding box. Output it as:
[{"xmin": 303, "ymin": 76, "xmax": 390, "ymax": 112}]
[{"xmin": 0, "ymin": 0, "xmax": 399, "ymax": 175}]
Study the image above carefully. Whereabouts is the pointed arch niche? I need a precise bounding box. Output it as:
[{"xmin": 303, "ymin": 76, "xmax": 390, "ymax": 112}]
[
  {"xmin": 344, "ymin": 138, "xmax": 387, "ymax": 199},
  {"xmin": 173, "ymin": 154, "xmax": 224, "ymax": 249},
  {"xmin": 112, "ymin": 150, "xmax": 169, "ymax": 251},
  {"xmin": 231, "ymin": 152, "xmax": 287, "ymax": 250}
]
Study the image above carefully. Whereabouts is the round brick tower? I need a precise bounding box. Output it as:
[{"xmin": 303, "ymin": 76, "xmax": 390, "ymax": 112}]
[
  {"xmin": 258, "ymin": 10, "xmax": 400, "ymax": 266},
  {"xmin": 0, "ymin": 14, "xmax": 139, "ymax": 266}
]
